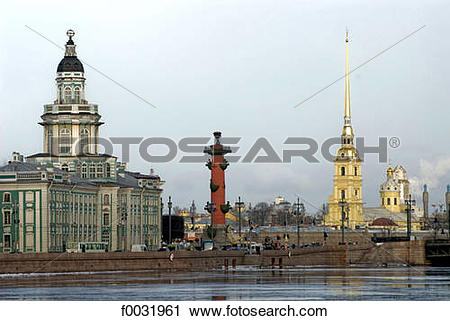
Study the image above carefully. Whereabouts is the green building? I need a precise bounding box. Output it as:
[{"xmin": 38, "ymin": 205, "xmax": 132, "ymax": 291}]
[{"xmin": 0, "ymin": 30, "xmax": 163, "ymax": 253}]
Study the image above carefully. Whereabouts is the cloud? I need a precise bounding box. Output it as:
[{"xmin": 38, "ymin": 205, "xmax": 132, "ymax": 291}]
[{"xmin": 409, "ymin": 156, "xmax": 450, "ymax": 197}]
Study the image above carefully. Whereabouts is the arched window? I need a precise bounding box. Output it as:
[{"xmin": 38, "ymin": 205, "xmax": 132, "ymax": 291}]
[
  {"xmin": 382, "ymin": 198, "xmax": 385, "ymax": 206},
  {"xmin": 394, "ymin": 198, "xmax": 397, "ymax": 205},
  {"xmin": 96, "ymin": 164, "xmax": 103, "ymax": 178},
  {"xmin": 3, "ymin": 209, "xmax": 11, "ymax": 225},
  {"xmin": 387, "ymin": 198, "xmax": 391, "ymax": 205},
  {"xmin": 64, "ymin": 87, "xmax": 72, "ymax": 103},
  {"xmin": 59, "ymin": 128, "xmax": 71, "ymax": 154},
  {"xmin": 89, "ymin": 163, "xmax": 95, "ymax": 178},
  {"xmin": 105, "ymin": 163, "xmax": 111, "ymax": 178},
  {"xmin": 80, "ymin": 128, "xmax": 89, "ymax": 154},
  {"xmin": 81, "ymin": 163, "xmax": 87, "ymax": 178},
  {"xmin": 48, "ymin": 129, "xmax": 54, "ymax": 155},
  {"xmin": 341, "ymin": 167, "xmax": 345, "ymax": 176},
  {"xmin": 3, "ymin": 192, "xmax": 11, "ymax": 203},
  {"xmin": 341, "ymin": 190, "xmax": 345, "ymax": 200},
  {"xmin": 354, "ymin": 167, "xmax": 358, "ymax": 176},
  {"xmin": 74, "ymin": 87, "xmax": 81, "ymax": 103},
  {"xmin": 104, "ymin": 194, "xmax": 110, "ymax": 205},
  {"xmin": 61, "ymin": 164, "xmax": 69, "ymax": 172}
]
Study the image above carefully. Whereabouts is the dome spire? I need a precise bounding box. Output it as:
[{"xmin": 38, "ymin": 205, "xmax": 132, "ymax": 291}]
[{"xmin": 64, "ymin": 29, "xmax": 77, "ymax": 57}]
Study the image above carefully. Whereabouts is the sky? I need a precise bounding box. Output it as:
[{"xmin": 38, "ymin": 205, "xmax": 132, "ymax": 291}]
[{"xmin": 1, "ymin": 0, "xmax": 449, "ymax": 213}]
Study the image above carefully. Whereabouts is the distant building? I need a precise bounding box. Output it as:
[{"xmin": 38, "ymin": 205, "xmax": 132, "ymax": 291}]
[{"xmin": 0, "ymin": 30, "xmax": 164, "ymax": 253}]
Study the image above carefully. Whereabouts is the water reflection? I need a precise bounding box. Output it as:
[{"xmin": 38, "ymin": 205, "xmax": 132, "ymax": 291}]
[{"xmin": 0, "ymin": 266, "xmax": 449, "ymax": 300}]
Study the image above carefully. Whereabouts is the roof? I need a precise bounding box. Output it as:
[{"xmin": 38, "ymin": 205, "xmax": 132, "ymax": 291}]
[
  {"xmin": 363, "ymin": 207, "xmax": 419, "ymax": 222},
  {"xmin": 57, "ymin": 56, "xmax": 84, "ymax": 72},
  {"xmin": 370, "ymin": 217, "xmax": 398, "ymax": 227},
  {"xmin": 0, "ymin": 161, "xmax": 42, "ymax": 172}
]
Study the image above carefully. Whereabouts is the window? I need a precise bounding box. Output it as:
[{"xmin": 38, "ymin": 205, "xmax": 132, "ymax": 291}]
[
  {"xmin": 341, "ymin": 190, "xmax": 345, "ymax": 200},
  {"xmin": 64, "ymin": 87, "xmax": 72, "ymax": 103},
  {"xmin": 61, "ymin": 164, "xmax": 69, "ymax": 172},
  {"xmin": 81, "ymin": 163, "xmax": 88, "ymax": 178},
  {"xmin": 103, "ymin": 214, "xmax": 110, "ymax": 226},
  {"xmin": 104, "ymin": 194, "xmax": 110, "ymax": 205},
  {"xmin": 48, "ymin": 129, "xmax": 54, "ymax": 155},
  {"xmin": 59, "ymin": 128, "xmax": 71, "ymax": 154},
  {"xmin": 105, "ymin": 163, "xmax": 111, "ymax": 178},
  {"xmin": 341, "ymin": 167, "xmax": 345, "ymax": 176},
  {"xmin": 394, "ymin": 198, "xmax": 397, "ymax": 205},
  {"xmin": 80, "ymin": 128, "xmax": 89, "ymax": 154},
  {"xmin": 96, "ymin": 164, "xmax": 103, "ymax": 178},
  {"xmin": 4, "ymin": 235, "xmax": 11, "ymax": 248},
  {"xmin": 3, "ymin": 192, "xmax": 11, "ymax": 203},
  {"xmin": 354, "ymin": 167, "xmax": 358, "ymax": 176},
  {"xmin": 382, "ymin": 198, "xmax": 385, "ymax": 206},
  {"xmin": 387, "ymin": 198, "xmax": 391, "ymax": 205},
  {"xmin": 74, "ymin": 87, "xmax": 81, "ymax": 103},
  {"xmin": 89, "ymin": 163, "xmax": 95, "ymax": 178},
  {"xmin": 3, "ymin": 209, "xmax": 11, "ymax": 225},
  {"xmin": 355, "ymin": 189, "xmax": 358, "ymax": 196}
]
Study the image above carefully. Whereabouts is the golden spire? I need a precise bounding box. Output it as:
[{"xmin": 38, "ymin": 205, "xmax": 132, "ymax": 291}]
[{"xmin": 344, "ymin": 29, "xmax": 351, "ymax": 125}]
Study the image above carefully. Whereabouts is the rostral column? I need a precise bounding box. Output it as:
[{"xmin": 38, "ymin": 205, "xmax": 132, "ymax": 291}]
[{"xmin": 204, "ymin": 131, "xmax": 231, "ymax": 227}]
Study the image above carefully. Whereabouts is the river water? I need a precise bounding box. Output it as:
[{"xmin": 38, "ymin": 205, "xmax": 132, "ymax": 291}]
[{"xmin": 0, "ymin": 266, "xmax": 449, "ymax": 300}]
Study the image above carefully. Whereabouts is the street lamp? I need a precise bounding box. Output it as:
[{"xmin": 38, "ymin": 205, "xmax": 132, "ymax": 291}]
[
  {"xmin": 235, "ymin": 196, "xmax": 244, "ymax": 239},
  {"xmin": 338, "ymin": 197, "xmax": 348, "ymax": 245},
  {"xmin": 8, "ymin": 200, "xmax": 20, "ymax": 253},
  {"xmin": 405, "ymin": 194, "xmax": 416, "ymax": 240},
  {"xmin": 293, "ymin": 197, "xmax": 304, "ymax": 248},
  {"xmin": 190, "ymin": 200, "xmax": 196, "ymax": 229},
  {"xmin": 167, "ymin": 196, "xmax": 173, "ymax": 244}
]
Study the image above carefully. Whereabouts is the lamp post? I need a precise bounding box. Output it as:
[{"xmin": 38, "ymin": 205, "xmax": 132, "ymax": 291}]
[
  {"xmin": 405, "ymin": 194, "xmax": 416, "ymax": 240},
  {"xmin": 293, "ymin": 197, "xmax": 304, "ymax": 248},
  {"xmin": 167, "ymin": 196, "xmax": 173, "ymax": 244},
  {"xmin": 235, "ymin": 196, "xmax": 244, "ymax": 239},
  {"xmin": 338, "ymin": 197, "xmax": 347, "ymax": 245},
  {"xmin": 190, "ymin": 200, "xmax": 196, "ymax": 229},
  {"xmin": 11, "ymin": 201, "xmax": 19, "ymax": 253},
  {"xmin": 448, "ymin": 204, "xmax": 450, "ymax": 240}
]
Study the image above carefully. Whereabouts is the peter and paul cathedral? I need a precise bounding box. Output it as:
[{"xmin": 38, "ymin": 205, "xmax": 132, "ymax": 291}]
[{"xmin": 325, "ymin": 31, "xmax": 364, "ymax": 229}]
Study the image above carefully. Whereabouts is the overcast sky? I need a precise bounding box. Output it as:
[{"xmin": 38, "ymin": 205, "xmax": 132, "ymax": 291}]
[{"xmin": 1, "ymin": 0, "xmax": 449, "ymax": 213}]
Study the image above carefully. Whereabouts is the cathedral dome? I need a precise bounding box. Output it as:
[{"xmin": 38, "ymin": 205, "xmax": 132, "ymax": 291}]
[{"xmin": 57, "ymin": 56, "xmax": 84, "ymax": 72}]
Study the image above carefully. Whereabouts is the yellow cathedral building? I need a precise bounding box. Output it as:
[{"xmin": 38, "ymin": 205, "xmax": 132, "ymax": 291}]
[
  {"xmin": 324, "ymin": 32, "xmax": 421, "ymax": 231},
  {"xmin": 325, "ymin": 31, "xmax": 364, "ymax": 229}
]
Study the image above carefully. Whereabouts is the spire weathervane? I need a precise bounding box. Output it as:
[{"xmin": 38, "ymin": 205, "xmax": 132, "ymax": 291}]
[
  {"xmin": 66, "ymin": 29, "xmax": 75, "ymax": 40},
  {"xmin": 344, "ymin": 29, "xmax": 351, "ymax": 126},
  {"xmin": 64, "ymin": 29, "xmax": 77, "ymax": 56}
]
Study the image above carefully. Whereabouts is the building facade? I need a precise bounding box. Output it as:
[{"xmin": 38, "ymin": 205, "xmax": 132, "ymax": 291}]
[{"xmin": 0, "ymin": 30, "xmax": 163, "ymax": 253}]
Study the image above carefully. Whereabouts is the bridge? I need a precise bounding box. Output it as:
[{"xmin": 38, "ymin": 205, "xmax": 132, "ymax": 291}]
[{"xmin": 425, "ymin": 240, "xmax": 450, "ymax": 266}]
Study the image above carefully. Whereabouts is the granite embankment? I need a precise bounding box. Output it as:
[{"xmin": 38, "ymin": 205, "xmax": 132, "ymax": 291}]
[{"xmin": 0, "ymin": 240, "xmax": 430, "ymax": 274}]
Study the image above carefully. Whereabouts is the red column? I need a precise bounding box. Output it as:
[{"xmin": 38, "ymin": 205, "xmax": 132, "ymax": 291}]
[{"xmin": 204, "ymin": 131, "xmax": 231, "ymax": 226}]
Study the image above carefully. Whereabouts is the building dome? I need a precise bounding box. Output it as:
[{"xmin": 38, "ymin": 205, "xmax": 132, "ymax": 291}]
[
  {"xmin": 57, "ymin": 56, "xmax": 84, "ymax": 72},
  {"xmin": 57, "ymin": 30, "xmax": 84, "ymax": 73}
]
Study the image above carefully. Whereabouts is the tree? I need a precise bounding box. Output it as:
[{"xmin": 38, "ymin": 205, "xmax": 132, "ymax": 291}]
[{"xmin": 248, "ymin": 202, "xmax": 272, "ymax": 226}]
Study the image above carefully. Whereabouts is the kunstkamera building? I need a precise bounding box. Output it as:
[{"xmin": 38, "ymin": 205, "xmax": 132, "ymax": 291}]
[{"xmin": 0, "ymin": 30, "xmax": 164, "ymax": 253}]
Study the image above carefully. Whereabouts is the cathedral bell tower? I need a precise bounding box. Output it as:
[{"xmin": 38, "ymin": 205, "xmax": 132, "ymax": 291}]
[
  {"xmin": 40, "ymin": 30, "xmax": 103, "ymax": 157},
  {"xmin": 325, "ymin": 31, "xmax": 363, "ymax": 229}
]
